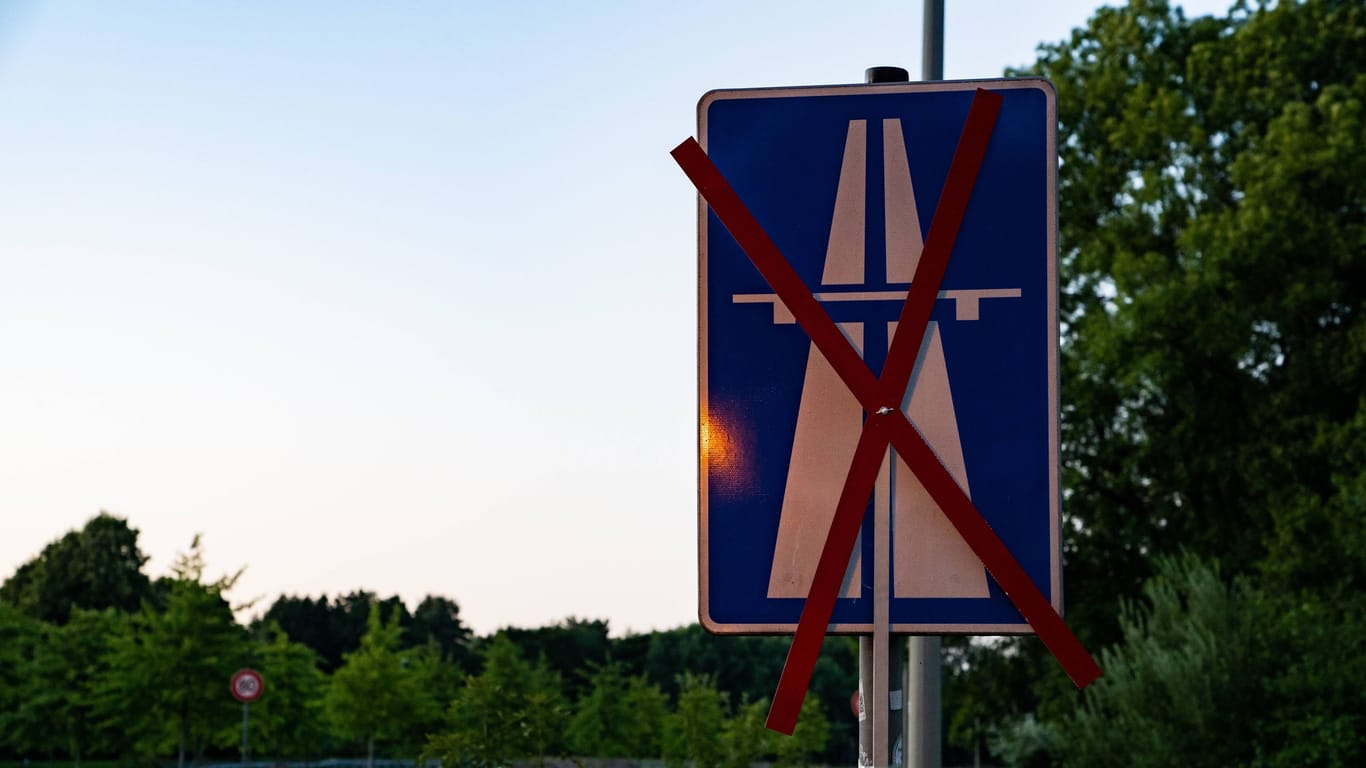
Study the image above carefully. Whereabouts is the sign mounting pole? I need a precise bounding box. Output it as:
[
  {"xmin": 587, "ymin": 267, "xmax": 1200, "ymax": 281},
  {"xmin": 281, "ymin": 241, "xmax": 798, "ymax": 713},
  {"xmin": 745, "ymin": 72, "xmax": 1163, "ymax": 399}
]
[
  {"xmin": 230, "ymin": 668, "xmax": 264, "ymax": 765},
  {"xmin": 860, "ymin": 64, "xmax": 910, "ymax": 768},
  {"xmin": 908, "ymin": 4, "xmax": 946, "ymax": 767}
]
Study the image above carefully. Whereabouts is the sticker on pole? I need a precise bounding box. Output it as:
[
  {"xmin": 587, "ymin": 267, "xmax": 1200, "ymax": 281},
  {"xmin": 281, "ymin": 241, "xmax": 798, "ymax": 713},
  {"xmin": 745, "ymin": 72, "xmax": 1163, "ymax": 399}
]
[{"xmin": 231, "ymin": 668, "xmax": 264, "ymax": 703}]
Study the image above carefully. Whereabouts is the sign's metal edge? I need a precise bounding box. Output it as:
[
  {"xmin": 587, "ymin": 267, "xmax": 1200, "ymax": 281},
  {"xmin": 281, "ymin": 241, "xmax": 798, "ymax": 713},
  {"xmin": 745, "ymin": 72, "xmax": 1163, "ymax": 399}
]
[
  {"xmin": 1045, "ymin": 80, "xmax": 1062, "ymax": 619},
  {"xmin": 697, "ymin": 78, "xmax": 1062, "ymax": 635},
  {"xmin": 697, "ymin": 92, "xmax": 714, "ymax": 632},
  {"xmin": 699, "ymin": 76, "xmax": 1053, "ymax": 105}
]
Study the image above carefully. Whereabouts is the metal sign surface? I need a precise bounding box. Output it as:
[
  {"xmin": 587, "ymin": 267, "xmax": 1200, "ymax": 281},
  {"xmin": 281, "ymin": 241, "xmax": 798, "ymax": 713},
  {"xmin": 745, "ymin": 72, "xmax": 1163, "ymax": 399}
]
[{"xmin": 698, "ymin": 78, "xmax": 1059, "ymax": 634}]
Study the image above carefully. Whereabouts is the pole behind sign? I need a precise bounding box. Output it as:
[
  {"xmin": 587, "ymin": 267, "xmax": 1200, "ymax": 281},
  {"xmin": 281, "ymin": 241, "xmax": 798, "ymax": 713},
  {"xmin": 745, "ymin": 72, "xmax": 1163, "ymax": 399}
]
[{"xmin": 230, "ymin": 669, "xmax": 264, "ymax": 764}]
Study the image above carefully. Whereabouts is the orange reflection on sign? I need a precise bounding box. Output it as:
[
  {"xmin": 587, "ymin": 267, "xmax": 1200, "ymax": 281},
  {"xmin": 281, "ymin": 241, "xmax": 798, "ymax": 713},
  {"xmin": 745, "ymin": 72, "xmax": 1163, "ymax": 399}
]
[{"xmin": 700, "ymin": 408, "xmax": 752, "ymax": 498}]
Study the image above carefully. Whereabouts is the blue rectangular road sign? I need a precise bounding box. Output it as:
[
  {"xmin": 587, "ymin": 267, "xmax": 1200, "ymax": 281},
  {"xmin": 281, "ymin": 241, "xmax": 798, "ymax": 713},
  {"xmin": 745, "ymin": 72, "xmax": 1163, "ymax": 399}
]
[{"xmin": 698, "ymin": 78, "xmax": 1060, "ymax": 634}]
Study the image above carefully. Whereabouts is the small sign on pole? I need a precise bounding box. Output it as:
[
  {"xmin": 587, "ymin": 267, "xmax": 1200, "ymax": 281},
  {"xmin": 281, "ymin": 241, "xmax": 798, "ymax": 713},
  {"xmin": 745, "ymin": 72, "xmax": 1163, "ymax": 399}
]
[
  {"xmin": 231, "ymin": 668, "xmax": 264, "ymax": 703},
  {"xmin": 231, "ymin": 668, "xmax": 263, "ymax": 764}
]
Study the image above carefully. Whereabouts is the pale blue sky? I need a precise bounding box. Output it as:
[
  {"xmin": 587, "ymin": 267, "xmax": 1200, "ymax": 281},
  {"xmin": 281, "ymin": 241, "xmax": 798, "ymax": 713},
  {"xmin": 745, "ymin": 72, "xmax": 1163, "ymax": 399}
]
[{"xmin": 1, "ymin": 0, "xmax": 1230, "ymax": 635}]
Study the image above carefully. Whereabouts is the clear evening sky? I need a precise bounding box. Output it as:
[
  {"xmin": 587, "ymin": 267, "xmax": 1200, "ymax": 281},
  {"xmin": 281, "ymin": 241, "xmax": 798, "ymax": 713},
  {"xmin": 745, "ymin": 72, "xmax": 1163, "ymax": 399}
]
[{"xmin": 0, "ymin": 0, "xmax": 1228, "ymax": 636}]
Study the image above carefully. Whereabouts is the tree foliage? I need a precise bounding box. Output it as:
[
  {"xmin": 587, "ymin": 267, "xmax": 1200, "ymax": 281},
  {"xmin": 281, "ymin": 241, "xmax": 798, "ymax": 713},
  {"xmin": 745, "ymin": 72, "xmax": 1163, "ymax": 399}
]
[
  {"xmin": 325, "ymin": 605, "xmax": 440, "ymax": 767},
  {"xmin": 719, "ymin": 696, "xmax": 770, "ymax": 768},
  {"xmin": 663, "ymin": 673, "xmax": 727, "ymax": 768},
  {"xmin": 1054, "ymin": 556, "xmax": 1263, "ymax": 768},
  {"xmin": 0, "ymin": 604, "xmax": 41, "ymax": 758},
  {"xmin": 256, "ymin": 591, "xmax": 412, "ymax": 673},
  {"xmin": 1019, "ymin": 0, "xmax": 1366, "ymax": 643},
  {"xmin": 8, "ymin": 609, "xmax": 122, "ymax": 765},
  {"xmin": 773, "ymin": 694, "xmax": 829, "ymax": 768},
  {"xmin": 96, "ymin": 538, "xmax": 249, "ymax": 768},
  {"xmin": 407, "ymin": 594, "xmax": 474, "ymax": 671},
  {"xmin": 1031, "ymin": 555, "xmax": 1365, "ymax": 768},
  {"xmin": 957, "ymin": 1, "xmax": 1366, "ymax": 765},
  {"xmin": 426, "ymin": 634, "xmax": 567, "ymax": 767},
  {"xmin": 490, "ymin": 616, "xmax": 611, "ymax": 701},
  {"xmin": 641, "ymin": 623, "xmax": 856, "ymax": 761},
  {"xmin": 566, "ymin": 663, "xmax": 664, "ymax": 758},
  {"xmin": 245, "ymin": 624, "xmax": 329, "ymax": 759},
  {"xmin": 0, "ymin": 513, "xmax": 155, "ymax": 624}
]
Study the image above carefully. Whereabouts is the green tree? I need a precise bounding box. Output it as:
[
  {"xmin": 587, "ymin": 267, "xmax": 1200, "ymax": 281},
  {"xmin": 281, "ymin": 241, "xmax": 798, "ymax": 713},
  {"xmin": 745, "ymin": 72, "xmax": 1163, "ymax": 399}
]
[
  {"xmin": 566, "ymin": 662, "xmax": 633, "ymax": 757},
  {"xmin": 96, "ymin": 537, "xmax": 249, "ymax": 768},
  {"xmin": 939, "ymin": 3, "xmax": 1366, "ymax": 764},
  {"xmin": 8, "ymin": 609, "xmax": 122, "ymax": 765},
  {"xmin": 245, "ymin": 624, "xmax": 328, "ymax": 759},
  {"xmin": 720, "ymin": 696, "xmax": 771, "ymax": 768},
  {"xmin": 255, "ymin": 590, "xmax": 413, "ymax": 673},
  {"xmin": 663, "ymin": 673, "xmax": 726, "ymax": 768},
  {"xmin": 0, "ymin": 513, "xmax": 155, "ymax": 624},
  {"xmin": 425, "ymin": 634, "xmax": 567, "ymax": 767},
  {"xmin": 998, "ymin": 552, "xmax": 1366, "ymax": 768},
  {"xmin": 252, "ymin": 595, "xmax": 343, "ymax": 671},
  {"xmin": 643, "ymin": 624, "xmax": 856, "ymax": 763},
  {"xmin": 943, "ymin": 637, "xmax": 1041, "ymax": 767},
  {"xmin": 492, "ymin": 616, "xmax": 610, "ymax": 701},
  {"xmin": 1053, "ymin": 555, "xmax": 1262, "ymax": 768},
  {"xmin": 620, "ymin": 673, "xmax": 670, "ymax": 758},
  {"xmin": 567, "ymin": 663, "xmax": 669, "ymax": 758},
  {"xmin": 773, "ymin": 694, "xmax": 829, "ymax": 768},
  {"xmin": 1018, "ymin": 0, "xmax": 1366, "ymax": 644},
  {"xmin": 325, "ymin": 604, "xmax": 440, "ymax": 768},
  {"xmin": 0, "ymin": 604, "xmax": 41, "ymax": 757},
  {"xmin": 405, "ymin": 595, "xmax": 473, "ymax": 671}
]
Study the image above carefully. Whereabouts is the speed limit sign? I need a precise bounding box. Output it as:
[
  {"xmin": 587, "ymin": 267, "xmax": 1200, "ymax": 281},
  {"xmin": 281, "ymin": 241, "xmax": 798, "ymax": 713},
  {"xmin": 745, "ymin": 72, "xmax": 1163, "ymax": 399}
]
[{"xmin": 230, "ymin": 668, "xmax": 264, "ymax": 703}]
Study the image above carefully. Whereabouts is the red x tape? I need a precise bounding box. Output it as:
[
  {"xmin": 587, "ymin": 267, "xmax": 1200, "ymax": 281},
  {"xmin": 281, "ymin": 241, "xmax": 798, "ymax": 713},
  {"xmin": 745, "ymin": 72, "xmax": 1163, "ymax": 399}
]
[{"xmin": 673, "ymin": 88, "xmax": 1101, "ymax": 736}]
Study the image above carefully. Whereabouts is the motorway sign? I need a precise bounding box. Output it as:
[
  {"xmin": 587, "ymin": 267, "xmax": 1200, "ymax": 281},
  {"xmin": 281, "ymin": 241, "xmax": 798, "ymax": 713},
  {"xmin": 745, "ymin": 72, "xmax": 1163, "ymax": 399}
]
[{"xmin": 693, "ymin": 78, "xmax": 1062, "ymax": 635}]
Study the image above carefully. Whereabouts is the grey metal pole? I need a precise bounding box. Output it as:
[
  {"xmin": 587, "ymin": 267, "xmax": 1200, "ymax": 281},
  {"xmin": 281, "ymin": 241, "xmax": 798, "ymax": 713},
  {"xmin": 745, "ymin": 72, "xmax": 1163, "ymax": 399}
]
[
  {"xmin": 922, "ymin": 0, "xmax": 944, "ymax": 81},
  {"xmin": 906, "ymin": 636, "xmax": 941, "ymax": 768},
  {"xmin": 858, "ymin": 635, "xmax": 909, "ymax": 767},
  {"xmin": 907, "ymin": 5, "xmax": 946, "ymax": 767},
  {"xmin": 241, "ymin": 702, "xmax": 249, "ymax": 764}
]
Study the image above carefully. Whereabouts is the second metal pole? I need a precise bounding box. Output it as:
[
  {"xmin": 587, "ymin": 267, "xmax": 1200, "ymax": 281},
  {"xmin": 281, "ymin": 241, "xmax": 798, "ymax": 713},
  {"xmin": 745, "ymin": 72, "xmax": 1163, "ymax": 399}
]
[
  {"xmin": 906, "ymin": 636, "xmax": 941, "ymax": 768},
  {"xmin": 922, "ymin": 0, "xmax": 944, "ymax": 81}
]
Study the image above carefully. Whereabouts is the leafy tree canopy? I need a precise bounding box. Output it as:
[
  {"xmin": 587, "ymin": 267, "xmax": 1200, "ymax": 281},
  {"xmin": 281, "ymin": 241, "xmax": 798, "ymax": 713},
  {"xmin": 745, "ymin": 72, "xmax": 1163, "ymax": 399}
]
[
  {"xmin": 427, "ymin": 634, "xmax": 567, "ymax": 767},
  {"xmin": 488, "ymin": 616, "xmax": 611, "ymax": 701},
  {"xmin": 96, "ymin": 537, "xmax": 249, "ymax": 768},
  {"xmin": 1023, "ymin": 0, "xmax": 1366, "ymax": 645},
  {"xmin": 0, "ymin": 513, "xmax": 154, "ymax": 624},
  {"xmin": 324, "ymin": 604, "xmax": 441, "ymax": 767},
  {"xmin": 965, "ymin": 1, "xmax": 1366, "ymax": 764},
  {"xmin": 255, "ymin": 591, "xmax": 415, "ymax": 672},
  {"xmin": 245, "ymin": 624, "xmax": 329, "ymax": 760}
]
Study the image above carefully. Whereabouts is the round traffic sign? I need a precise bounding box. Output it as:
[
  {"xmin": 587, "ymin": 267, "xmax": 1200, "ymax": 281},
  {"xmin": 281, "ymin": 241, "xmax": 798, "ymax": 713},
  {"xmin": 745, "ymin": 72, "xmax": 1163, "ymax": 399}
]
[{"xmin": 230, "ymin": 668, "xmax": 264, "ymax": 703}]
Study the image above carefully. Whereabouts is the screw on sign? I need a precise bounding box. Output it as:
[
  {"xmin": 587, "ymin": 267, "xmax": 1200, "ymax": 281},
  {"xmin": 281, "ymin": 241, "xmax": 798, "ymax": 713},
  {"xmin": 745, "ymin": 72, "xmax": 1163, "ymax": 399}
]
[{"xmin": 231, "ymin": 668, "xmax": 264, "ymax": 703}]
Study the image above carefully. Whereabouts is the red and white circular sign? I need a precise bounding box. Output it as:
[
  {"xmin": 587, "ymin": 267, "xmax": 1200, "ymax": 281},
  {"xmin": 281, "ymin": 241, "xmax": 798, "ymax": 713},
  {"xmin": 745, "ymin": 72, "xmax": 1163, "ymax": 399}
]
[{"xmin": 230, "ymin": 668, "xmax": 264, "ymax": 703}]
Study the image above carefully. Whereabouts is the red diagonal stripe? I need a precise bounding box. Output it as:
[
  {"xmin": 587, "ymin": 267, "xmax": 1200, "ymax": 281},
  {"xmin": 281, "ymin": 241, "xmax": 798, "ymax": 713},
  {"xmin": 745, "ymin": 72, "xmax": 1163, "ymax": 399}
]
[
  {"xmin": 672, "ymin": 138, "xmax": 882, "ymax": 410},
  {"xmin": 765, "ymin": 90, "xmax": 1008, "ymax": 734},
  {"xmin": 882, "ymin": 90, "xmax": 1003, "ymax": 397},
  {"xmin": 767, "ymin": 420, "xmax": 889, "ymax": 733},
  {"xmin": 881, "ymin": 414, "xmax": 1102, "ymax": 687},
  {"xmin": 674, "ymin": 88, "xmax": 1100, "ymax": 737}
]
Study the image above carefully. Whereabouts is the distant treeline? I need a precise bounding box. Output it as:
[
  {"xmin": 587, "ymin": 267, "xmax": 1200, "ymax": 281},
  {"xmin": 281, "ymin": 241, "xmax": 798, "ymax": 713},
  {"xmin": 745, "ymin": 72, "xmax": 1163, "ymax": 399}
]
[{"xmin": 0, "ymin": 513, "xmax": 850, "ymax": 767}]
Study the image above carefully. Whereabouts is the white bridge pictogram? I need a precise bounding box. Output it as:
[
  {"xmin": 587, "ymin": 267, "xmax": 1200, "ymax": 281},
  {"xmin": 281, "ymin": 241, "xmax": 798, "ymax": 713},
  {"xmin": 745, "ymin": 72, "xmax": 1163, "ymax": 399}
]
[{"xmin": 735, "ymin": 118, "xmax": 1022, "ymax": 602}]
